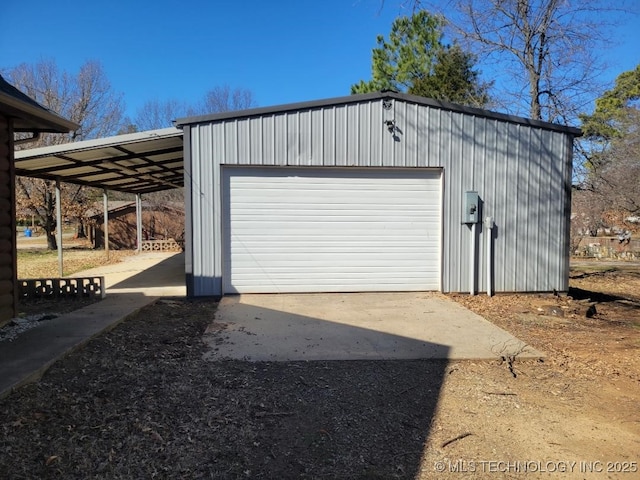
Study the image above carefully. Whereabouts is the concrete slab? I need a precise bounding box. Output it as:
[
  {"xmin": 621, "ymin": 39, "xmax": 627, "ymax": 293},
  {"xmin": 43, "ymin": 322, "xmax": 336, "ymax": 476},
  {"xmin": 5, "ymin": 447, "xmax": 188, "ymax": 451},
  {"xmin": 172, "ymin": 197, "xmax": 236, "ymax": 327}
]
[
  {"xmin": 78, "ymin": 251, "xmax": 186, "ymax": 296},
  {"xmin": 204, "ymin": 292, "xmax": 543, "ymax": 361}
]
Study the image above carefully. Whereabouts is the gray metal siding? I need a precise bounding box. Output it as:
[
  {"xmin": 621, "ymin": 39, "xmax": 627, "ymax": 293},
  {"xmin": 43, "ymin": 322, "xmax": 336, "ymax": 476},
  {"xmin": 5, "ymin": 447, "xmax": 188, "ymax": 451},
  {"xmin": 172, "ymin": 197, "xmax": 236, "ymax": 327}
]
[{"xmin": 187, "ymin": 97, "xmax": 573, "ymax": 295}]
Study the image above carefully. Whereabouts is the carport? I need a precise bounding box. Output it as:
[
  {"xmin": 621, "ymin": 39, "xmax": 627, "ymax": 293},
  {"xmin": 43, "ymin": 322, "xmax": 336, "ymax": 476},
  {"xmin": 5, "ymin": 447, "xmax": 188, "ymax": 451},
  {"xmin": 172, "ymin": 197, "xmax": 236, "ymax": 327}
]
[{"xmin": 13, "ymin": 127, "xmax": 184, "ymax": 275}]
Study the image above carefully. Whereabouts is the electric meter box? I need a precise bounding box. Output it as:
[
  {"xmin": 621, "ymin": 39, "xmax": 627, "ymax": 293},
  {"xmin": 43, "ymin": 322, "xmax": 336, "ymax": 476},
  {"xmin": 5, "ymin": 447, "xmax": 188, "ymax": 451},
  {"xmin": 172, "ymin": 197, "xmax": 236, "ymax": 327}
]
[{"xmin": 463, "ymin": 191, "xmax": 479, "ymax": 224}]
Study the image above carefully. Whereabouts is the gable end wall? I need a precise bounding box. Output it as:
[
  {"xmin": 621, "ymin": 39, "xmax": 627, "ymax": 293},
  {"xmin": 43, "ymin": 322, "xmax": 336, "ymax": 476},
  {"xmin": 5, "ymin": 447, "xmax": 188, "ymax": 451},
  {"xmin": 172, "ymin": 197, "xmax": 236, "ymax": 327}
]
[{"xmin": 186, "ymin": 98, "xmax": 573, "ymax": 295}]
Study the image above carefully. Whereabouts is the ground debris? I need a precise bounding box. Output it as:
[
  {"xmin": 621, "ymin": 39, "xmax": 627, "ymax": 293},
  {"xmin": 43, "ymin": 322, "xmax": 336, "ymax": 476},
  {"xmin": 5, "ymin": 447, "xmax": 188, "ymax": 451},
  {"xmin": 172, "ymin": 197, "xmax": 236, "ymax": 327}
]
[
  {"xmin": 0, "ymin": 298, "xmax": 446, "ymax": 479},
  {"xmin": 441, "ymin": 432, "xmax": 473, "ymax": 448},
  {"xmin": 1, "ymin": 262, "xmax": 639, "ymax": 479}
]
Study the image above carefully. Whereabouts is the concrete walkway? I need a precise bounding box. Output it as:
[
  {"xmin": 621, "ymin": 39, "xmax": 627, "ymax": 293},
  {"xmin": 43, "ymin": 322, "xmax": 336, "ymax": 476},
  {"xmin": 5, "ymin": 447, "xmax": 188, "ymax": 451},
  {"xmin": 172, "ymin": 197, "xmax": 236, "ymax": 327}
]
[
  {"xmin": 206, "ymin": 292, "xmax": 543, "ymax": 361},
  {"xmin": 0, "ymin": 252, "xmax": 186, "ymax": 398}
]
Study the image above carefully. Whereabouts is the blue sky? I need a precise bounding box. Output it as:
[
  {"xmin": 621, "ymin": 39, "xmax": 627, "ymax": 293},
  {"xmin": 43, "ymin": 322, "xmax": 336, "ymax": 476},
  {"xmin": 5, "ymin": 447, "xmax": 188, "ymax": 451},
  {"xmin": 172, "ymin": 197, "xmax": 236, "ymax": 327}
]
[{"xmin": 2, "ymin": 0, "xmax": 639, "ymax": 121}]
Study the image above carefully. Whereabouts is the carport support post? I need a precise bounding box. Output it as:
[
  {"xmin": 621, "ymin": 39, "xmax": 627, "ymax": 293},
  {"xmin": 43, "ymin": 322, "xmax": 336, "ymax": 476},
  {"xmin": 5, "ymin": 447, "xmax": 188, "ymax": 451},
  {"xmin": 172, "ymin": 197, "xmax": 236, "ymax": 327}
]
[
  {"xmin": 55, "ymin": 179, "xmax": 63, "ymax": 277},
  {"xmin": 136, "ymin": 193, "xmax": 142, "ymax": 253},
  {"xmin": 103, "ymin": 189, "xmax": 109, "ymax": 259}
]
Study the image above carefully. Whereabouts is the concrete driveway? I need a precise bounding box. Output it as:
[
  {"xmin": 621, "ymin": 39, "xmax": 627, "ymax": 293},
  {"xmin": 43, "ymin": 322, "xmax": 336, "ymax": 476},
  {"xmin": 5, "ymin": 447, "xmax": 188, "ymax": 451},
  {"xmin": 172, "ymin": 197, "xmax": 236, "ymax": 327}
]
[{"xmin": 204, "ymin": 292, "xmax": 542, "ymax": 361}]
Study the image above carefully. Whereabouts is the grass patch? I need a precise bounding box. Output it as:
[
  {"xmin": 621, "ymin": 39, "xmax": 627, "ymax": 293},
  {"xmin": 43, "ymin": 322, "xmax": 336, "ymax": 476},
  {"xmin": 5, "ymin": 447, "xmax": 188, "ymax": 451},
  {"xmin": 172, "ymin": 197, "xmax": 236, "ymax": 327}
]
[{"xmin": 17, "ymin": 249, "xmax": 135, "ymax": 278}]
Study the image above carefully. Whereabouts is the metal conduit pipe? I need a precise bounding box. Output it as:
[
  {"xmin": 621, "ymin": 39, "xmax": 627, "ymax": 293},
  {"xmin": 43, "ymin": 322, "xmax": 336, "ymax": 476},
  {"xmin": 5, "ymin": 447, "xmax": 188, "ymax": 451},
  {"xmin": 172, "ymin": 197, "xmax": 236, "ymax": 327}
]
[
  {"xmin": 485, "ymin": 216, "xmax": 495, "ymax": 297},
  {"xmin": 470, "ymin": 222, "xmax": 476, "ymax": 296}
]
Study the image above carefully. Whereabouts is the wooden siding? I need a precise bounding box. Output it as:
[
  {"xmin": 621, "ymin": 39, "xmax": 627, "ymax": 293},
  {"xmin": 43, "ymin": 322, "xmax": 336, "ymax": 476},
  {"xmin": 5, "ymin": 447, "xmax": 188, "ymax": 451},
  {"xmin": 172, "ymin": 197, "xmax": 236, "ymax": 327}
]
[{"xmin": 0, "ymin": 115, "xmax": 17, "ymax": 325}]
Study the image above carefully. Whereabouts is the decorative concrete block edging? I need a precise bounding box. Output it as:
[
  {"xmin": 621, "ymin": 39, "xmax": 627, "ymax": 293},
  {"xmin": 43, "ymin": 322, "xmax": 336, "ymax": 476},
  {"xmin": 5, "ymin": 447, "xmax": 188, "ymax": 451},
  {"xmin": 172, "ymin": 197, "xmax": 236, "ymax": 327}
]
[
  {"xmin": 140, "ymin": 239, "xmax": 183, "ymax": 252},
  {"xmin": 18, "ymin": 277, "xmax": 106, "ymax": 300}
]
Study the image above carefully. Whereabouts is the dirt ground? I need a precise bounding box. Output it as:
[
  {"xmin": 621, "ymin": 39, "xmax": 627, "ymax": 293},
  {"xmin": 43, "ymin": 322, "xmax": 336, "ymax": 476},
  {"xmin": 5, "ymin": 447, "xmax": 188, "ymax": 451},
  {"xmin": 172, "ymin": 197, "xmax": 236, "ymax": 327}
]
[{"xmin": 1, "ymin": 262, "xmax": 639, "ymax": 479}]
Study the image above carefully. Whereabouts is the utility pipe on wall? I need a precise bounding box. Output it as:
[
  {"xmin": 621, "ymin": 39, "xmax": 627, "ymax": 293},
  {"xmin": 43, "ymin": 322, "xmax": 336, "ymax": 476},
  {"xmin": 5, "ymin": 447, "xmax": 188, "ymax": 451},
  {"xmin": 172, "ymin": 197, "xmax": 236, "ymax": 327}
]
[
  {"xmin": 470, "ymin": 222, "xmax": 476, "ymax": 296},
  {"xmin": 485, "ymin": 216, "xmax": 495, "ymax": 297}
]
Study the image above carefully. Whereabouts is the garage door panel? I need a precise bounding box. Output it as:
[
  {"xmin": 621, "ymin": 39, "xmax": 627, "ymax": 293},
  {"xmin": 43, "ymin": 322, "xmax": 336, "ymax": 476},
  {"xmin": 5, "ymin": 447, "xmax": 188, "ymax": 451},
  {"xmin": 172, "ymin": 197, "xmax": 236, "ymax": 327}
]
[
  {"xmin": 224, "ymin": 168, "xmax": 441, "ymax": 293},
  {"xmin": 232, "ymin": 246, "xmax": 436, "ymax": 254},
  {"xmin": 231, "ymin": 258, "xmax": 437, "ymax": 268}
]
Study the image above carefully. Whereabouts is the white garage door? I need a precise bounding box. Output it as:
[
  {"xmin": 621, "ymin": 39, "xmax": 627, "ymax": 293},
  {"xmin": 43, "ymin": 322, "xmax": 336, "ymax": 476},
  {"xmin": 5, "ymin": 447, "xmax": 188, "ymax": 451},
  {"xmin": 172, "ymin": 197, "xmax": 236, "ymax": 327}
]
[{"xmin": 223, "ymin": 167, "xmax": 441, "ymax": 293}]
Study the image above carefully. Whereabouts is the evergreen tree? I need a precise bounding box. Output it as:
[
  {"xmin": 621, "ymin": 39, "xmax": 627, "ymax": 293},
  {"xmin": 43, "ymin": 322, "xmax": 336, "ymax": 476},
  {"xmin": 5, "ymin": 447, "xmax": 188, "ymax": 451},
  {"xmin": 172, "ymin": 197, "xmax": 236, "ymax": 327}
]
[
  {"xmin": 409, "ymin": 43, "xmax": 490, "ymax": 106},
  {"xmin": 351, "ymin": 11, "xmax": 490, "ymax": 108}
]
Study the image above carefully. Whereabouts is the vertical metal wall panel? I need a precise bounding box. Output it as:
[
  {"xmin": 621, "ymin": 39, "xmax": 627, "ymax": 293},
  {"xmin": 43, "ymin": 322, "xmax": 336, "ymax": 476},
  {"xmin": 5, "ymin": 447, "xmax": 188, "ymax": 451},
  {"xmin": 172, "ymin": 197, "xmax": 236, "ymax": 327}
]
[
  {"xmin": 291, "ymin": 111, "xmax": 300, "ymax": 165},
  {"xmin": 263, "ymin": 116, "xmax": 274, "ymax": 165},
  {"xmin": 392, "ymin": 101, "xmax": 406, "ymax": 167},
  {"xmin": 186, "ymin": 97, "xmax": 575, "ymax": 295},
  {"xmin": 224, "ymin": 120, "xmax": 236, "ymax": 164},
  {"xmin": 401, "ymin": 102, "xmax": 415, "ymax": 167},
  {"xmin": 322, "ymin": 107, "xmax": 335, "ymax": 166},
  {"xmin": 238, "ymin": 118, "xmax": 248, "ymax": 164},
  {"xmin": 274, "ymin": 114, "xmax": 287, "ymax": 165},
  {"xmin": 183, "ymin": 126, "xmax": 194, "ymax": 295},
  {"xmin": 311, "ymin": 108, "xmax": 323, "ymax": 165},
  {"xmin": 561, "ymin": 135, "xmax": 573, "ymax": 291},
  {"xmin": 252, "ymin": 117, "xmax": 267, "ymax": 165},
  {"xmin": 335, "ymin": 105, "xmax": 347, "ymax": 166},
  {"xmin": 299, "ymin": 110, "xmax": 310, "ymax": 165},
  {"xmin": 346, "ymin": 104, "xmax": 361, "ymax": 166},
  {"xmin": 189, "ymin": 124, "xmax": 220, "ymax": 295},
  {"xmin": 359, "ymin": 102, "xmax": 372, "ymax": 167}
]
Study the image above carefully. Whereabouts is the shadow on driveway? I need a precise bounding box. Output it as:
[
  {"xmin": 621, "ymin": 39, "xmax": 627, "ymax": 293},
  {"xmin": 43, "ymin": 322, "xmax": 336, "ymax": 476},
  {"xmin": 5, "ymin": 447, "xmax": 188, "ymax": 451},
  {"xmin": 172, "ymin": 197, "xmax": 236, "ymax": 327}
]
[{"xmin": 109, "ymin": 252, "xmax": 185, "ymax": 294}]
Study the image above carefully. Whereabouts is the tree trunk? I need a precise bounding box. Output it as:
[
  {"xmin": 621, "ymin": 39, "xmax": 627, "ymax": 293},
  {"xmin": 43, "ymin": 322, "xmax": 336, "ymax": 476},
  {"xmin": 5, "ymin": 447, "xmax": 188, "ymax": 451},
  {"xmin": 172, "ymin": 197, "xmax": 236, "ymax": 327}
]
[
  {"xmin": 76, "ymin": 221, "xmax": 86, "ymax": 238},
  {"xmin": 44, "ymin": 214, "xmax": 57, "ymax": 250}
]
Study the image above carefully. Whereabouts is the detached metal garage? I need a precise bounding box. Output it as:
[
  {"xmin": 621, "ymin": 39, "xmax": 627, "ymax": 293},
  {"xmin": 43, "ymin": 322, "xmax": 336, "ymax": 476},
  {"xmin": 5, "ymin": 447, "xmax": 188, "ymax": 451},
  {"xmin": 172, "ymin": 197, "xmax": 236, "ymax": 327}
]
[{"xmin": 177, "ymin": 91, "xmax": 581, "ymax": 297}]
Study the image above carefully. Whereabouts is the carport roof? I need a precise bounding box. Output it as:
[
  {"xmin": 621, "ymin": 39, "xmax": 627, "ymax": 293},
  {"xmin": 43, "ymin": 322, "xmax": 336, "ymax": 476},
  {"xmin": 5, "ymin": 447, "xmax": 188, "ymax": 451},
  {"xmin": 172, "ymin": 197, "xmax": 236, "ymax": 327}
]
[{"xmin": 14, "ymin": 127, "xmax": 183, "ymax": 194}]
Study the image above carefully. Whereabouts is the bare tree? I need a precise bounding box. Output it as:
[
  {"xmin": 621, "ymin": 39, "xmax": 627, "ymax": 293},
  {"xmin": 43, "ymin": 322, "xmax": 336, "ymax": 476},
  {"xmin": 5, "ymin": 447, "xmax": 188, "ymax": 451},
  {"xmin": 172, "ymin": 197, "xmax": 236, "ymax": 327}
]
[
  {"xmin": 134, "ymin": 86, "xmax": 258, "ymax": 222},
  {"xmin": 8, "ymin": 60, "xmax": 124, "ymax": 141},
  {"xmin": 199, "ymin": 85, "xmax": 257, "ymax": 114},
  {"xmin": 6, "ymin": 59, "xmax": 125, "ymax": 249},
  {"xmin": 134, "ymin": 99, "xmax": 195, "ymax": 130},
  {"xmin": 134, "ymin": 86, "xmax": 256, "ymax": 131},
  {"xmin": 423, "ymin": 0, "xmax": 631, "ymax": 123}
]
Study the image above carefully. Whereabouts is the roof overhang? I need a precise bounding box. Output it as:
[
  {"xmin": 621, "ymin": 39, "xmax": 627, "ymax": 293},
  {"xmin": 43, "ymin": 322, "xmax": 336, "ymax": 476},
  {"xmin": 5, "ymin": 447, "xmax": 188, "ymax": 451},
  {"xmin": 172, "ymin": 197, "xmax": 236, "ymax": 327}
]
[
  {"xmin": 14, "ymin": 128, "xmax": 184, "ymax": 194},
  {"xmin": 0, "ymin": 74, "xmax": 79, "ymax": 133}
]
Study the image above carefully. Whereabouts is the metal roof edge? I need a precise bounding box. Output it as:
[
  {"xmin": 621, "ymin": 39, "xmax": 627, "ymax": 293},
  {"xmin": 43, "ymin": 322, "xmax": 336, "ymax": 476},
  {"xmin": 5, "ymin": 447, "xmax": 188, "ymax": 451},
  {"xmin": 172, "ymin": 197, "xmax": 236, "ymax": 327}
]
[
  {"xmin": 15, "ymin": 127, "xmax": 182, "ymax": 159},
  {"xmin": 393, "ymin": 91, "xmax": 583, "ymax": 136},
  {"xmin": 175, "ymin": 91, "xmax": 582, "ymax": 137},
  {"xmin": 174, "ymin": 92, "xmax": 389, "ymax": 126}
]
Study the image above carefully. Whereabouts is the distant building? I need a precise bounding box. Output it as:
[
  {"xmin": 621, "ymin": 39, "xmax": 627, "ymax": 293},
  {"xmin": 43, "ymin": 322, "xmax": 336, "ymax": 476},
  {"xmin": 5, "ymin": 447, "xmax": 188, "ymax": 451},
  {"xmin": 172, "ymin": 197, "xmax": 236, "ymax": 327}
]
[{"xmin": 86, "ymin": 201, "xmax": 184, "ymax": 250}]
